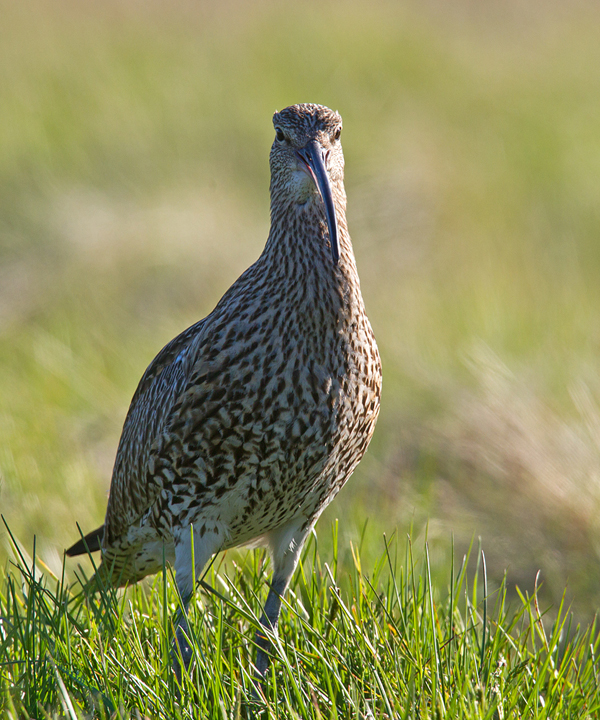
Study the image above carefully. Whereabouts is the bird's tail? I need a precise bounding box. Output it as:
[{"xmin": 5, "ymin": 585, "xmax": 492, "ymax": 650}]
[
  {"xmin": 65, "ymin": 524, "xmax": 104, "ymax": 557},
  {"xmin": 65, "ymin": 525, "xmax": 110, "ymax": 596},
  {"xmin": 66, "ymin": 526, "xmax": 147, "ymax": 593}
]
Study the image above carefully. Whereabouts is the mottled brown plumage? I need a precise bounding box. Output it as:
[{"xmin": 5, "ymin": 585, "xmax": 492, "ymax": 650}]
[{"xmin": 67, "ymin": 103, "xmax": 381, "ymax": 684}]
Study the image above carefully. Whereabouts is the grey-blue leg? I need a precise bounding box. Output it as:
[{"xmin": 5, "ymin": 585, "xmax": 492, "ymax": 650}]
[
  {"xmin": 171, "ymin": 526, "xmax": 221, "ymax": 683},
  {"xmin": 253, "ymin": 519, "xmax": 316, "ymax": 695},
  {"xmin": 254, "ymin": 575, "xmax": 288, "ymax": 679},
  {"xmin": 172, "ymin": 598, "xmax": 193, "ymax": 683}
]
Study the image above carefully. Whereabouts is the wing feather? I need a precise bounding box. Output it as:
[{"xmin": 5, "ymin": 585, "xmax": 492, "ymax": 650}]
[{"xmin": 103, "ymin": 318, "xmax": 206, "ymax": 544}]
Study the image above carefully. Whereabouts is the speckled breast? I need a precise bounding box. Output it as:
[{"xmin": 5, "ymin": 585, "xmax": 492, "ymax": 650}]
[{"xmin": 151, "ymin": 308, "xmax": 381, "ymax": 548}]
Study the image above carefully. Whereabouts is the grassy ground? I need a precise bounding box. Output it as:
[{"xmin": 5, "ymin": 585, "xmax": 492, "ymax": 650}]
[
  {"xmin": 3, "ymin": 521, "xmax": 600, "ymax": 719},
  {"xmin": 2, "ymin": 0, "xmax": 600, "ymax": 714}
]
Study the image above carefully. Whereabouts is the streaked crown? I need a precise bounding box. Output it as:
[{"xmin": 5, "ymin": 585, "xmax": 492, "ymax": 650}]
[{"xmin": 272, "ymin": 104, "xmax": 342, "ymax": 148}]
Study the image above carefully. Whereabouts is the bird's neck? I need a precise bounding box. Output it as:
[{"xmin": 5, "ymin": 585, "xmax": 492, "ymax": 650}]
[
  {"xmin": 256, "ymin": 203, "xmax": 364, "ymax": 353},
  {"xmin": 262, "ymin": 190, "xmax": 360, "ymax": 304}
]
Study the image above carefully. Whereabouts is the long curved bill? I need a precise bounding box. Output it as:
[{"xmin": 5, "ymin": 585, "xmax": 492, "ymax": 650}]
[{"xmin": 296, "ymin": 140, "xmax": 340, "ymax": 264}]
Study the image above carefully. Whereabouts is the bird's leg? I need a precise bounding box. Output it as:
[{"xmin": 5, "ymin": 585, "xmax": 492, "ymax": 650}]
[
  {"xmin": 254, "ymin": 575, "xmax": 287, "ymax": 680},
  {"xmin": 172, "ymin": 597, "xmax": 193, "ymax": 684},
  {"xmin": 252, "ymin": 519, "xmax": 316, "ymax": 699},
  {"xmin": 171, "ymin": 525, "xmax": 219, "ymax": 684}
]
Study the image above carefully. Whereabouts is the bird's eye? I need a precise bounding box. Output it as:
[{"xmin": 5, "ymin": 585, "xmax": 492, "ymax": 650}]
[
  {"xmin": 275, "ymin": 128, "xmax": 286, "ymax": 142},
  {"xmin": 333, "ymin": 127, "xmax": 342, "ymax": 142}
]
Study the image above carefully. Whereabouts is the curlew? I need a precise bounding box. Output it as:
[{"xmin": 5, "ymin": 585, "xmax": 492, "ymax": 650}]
[{"xmin": 66, "ymin": 103, "xmax": 382, "ymax": 687}]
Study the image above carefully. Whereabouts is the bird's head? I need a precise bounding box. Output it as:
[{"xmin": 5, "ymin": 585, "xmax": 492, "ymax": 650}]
[{"xmin": 270, "ymin": 103, "xmax": 344, "ymax": 264}]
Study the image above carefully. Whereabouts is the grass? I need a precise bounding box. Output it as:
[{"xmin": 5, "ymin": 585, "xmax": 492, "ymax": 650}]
[{"xmin": 3, "ymin": 520, "xmax": 599, "ymax": 719}]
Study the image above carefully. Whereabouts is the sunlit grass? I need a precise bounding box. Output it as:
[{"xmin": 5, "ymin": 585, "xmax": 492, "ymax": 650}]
[{"xmin": 3, "ymin": 521, "xmax": 599, "ymax": 719}]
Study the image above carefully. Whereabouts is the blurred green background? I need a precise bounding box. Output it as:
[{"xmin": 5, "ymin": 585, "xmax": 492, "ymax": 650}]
[{"xmin": 2, "ymin": 0, "xmax": 600, "ymax": 619}]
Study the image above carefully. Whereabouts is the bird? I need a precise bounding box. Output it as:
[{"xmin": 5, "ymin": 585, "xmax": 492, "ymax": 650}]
[{"xmin": 66, "ymin": 102, "xmax": 382, "ymax": 689}]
